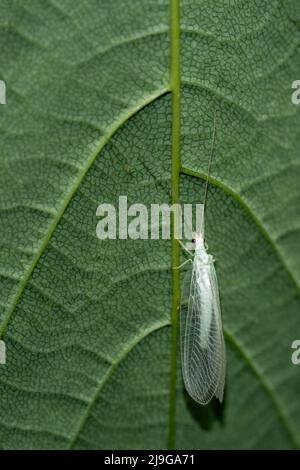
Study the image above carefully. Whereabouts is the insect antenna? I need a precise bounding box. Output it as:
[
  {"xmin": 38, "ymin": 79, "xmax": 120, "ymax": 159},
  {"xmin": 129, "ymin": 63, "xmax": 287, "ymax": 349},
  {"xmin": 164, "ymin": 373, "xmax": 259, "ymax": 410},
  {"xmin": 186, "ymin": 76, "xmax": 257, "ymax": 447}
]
[{"xmin": 201, "ymin": 112, "xmax": 217, "ymax": 237}]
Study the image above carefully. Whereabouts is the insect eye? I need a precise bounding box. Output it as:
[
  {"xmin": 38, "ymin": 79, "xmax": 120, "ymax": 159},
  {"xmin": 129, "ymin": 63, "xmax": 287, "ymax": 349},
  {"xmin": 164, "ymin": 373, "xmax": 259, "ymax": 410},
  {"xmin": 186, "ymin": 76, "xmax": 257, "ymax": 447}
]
[{"xmin": 192, "ymin": 238, "xmax": 196, "ymax": 244}]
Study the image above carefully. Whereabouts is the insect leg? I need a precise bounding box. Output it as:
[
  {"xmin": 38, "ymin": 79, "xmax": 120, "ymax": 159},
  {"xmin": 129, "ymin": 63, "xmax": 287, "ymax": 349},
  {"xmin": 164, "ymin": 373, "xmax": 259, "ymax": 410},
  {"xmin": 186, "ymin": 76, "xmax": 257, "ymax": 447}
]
[
  {"xmin": 173, "ymin": 258, "xmax": 193, "ymax": 270},
  {"xmin": 177, "ymin": 238, "xmax": 194, "ymax": 257}
]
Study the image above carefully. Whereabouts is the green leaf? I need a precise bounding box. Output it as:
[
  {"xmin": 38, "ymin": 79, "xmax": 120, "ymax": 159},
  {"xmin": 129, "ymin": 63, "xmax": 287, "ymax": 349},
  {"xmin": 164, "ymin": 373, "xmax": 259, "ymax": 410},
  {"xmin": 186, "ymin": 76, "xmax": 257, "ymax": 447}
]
[{"xmin": 0, "ymin": 0, "xmax": 300, "ymax": 450}]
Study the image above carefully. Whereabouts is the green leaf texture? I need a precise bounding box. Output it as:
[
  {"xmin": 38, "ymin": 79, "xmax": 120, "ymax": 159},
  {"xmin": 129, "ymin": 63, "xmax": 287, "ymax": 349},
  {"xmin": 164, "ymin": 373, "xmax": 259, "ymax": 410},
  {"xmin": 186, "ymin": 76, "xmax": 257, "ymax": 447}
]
[{"xmin": 0, "ymin": 0, "xmax": 300, "ymax": 450}]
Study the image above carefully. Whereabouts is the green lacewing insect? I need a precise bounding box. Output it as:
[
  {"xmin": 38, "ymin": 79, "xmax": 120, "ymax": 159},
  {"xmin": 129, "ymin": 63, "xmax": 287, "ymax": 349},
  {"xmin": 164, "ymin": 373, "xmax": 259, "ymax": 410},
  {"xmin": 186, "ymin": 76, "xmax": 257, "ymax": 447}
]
[{"xmin": 179, "ymin": 114, "xmax": 226, "ymax": 404}]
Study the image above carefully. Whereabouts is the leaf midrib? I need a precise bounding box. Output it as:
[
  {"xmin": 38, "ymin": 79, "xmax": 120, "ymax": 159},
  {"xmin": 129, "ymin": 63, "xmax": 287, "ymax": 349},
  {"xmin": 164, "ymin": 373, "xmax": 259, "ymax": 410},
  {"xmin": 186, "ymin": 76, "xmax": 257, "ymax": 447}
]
[
  {"xmin": 168, "ymin": 0, "xmax": 181, "ymax": 450},
  {"xmin": 64, "ymin": 321, "xmax": 299, "ymax": 449}
]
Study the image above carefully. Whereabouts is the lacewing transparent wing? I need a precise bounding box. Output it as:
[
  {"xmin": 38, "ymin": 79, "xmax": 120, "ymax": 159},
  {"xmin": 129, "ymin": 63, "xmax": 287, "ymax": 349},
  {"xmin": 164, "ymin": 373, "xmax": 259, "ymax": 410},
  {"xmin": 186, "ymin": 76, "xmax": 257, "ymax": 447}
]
[
  {"xmin": 179, "ymin": 113, "xmax": 225, "ymax": 404},
  {"xmin": 180, "ymin": 235, "xmax": 226, "ymax": 404}
]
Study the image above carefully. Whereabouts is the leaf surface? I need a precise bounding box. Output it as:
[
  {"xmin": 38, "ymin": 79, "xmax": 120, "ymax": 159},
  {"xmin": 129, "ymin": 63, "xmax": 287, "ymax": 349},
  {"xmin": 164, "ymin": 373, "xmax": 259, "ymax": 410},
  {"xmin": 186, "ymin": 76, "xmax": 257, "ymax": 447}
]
[{"xmin": 0, "ymin": 0, "xmax": 299, "ymax": 450}]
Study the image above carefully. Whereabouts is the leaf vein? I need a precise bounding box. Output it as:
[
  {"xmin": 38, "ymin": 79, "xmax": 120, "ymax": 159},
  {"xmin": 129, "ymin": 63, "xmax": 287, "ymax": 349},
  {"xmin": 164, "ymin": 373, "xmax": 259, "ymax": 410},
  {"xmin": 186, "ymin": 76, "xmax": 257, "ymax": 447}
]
[
  {"xmin": 68, "ymin": 320, "xmax": 170, "ymax": 449},
  {"xmin": 0, "ymin": 88, "xmax": 170, "ymax": 340}
]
